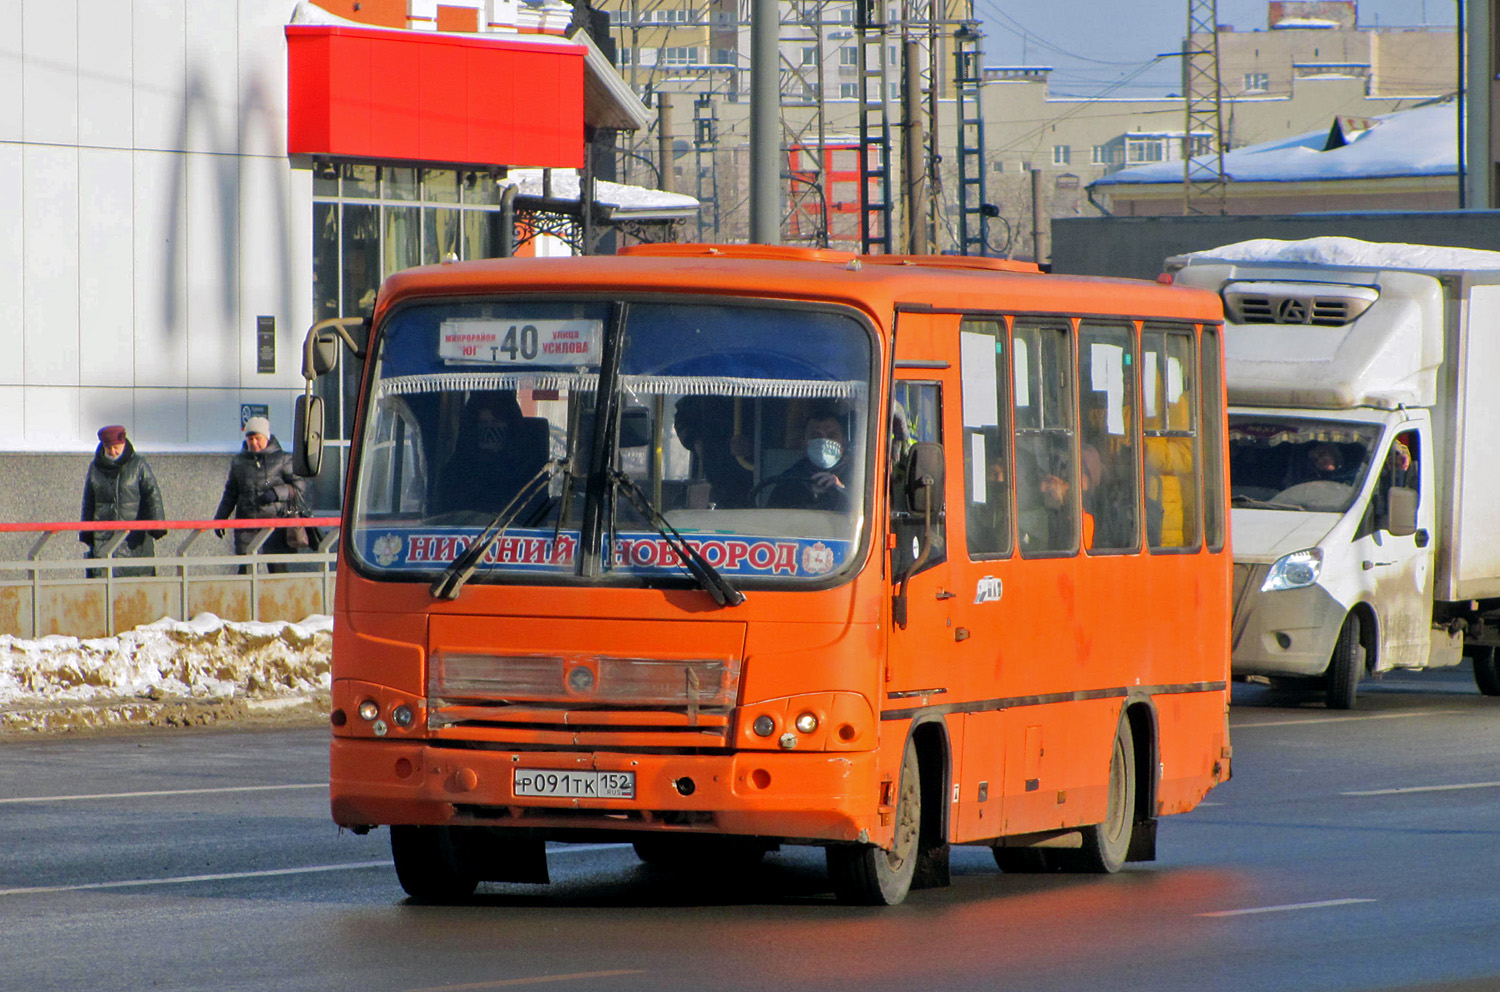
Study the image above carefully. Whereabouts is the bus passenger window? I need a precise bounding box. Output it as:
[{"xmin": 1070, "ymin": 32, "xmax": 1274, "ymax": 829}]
[
  {"xmin": 959, "ymin": 319, "xmax": 1011, "ymax": 558},
  {"xmin": 1200, "ymin": 326, "xmax": 1226, "ymax": 551},
  {"xmin": 890, "ymin": 381, "xmax": 945, "ymax": 575},
  {"xmin": 1143, "ymin": 326, "xmax": 1200, "ymax": 550},
  {"xmin": 1013, "ymin": 320, "xmax": 1077, "ymax": 556},
  {"xmin": 1078, "ymin": 322, "xmax": 1139, "ymax": 553}
]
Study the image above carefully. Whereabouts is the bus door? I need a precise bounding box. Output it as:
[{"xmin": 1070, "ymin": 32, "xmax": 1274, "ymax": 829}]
[{"xmin": 885, "ymin": 342, "xmax": 956, "ymax": 699}]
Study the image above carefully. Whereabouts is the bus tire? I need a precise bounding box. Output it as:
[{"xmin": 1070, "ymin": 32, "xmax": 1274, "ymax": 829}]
[
  {"xmin": 826, "ymin": 739, "xmax": 921, "ymax": 905},
  {"xmin": 1071, "ymin": 716, "xmax": 1136, "ymax": 874},
  {"xmin": 390, "ymin": 825, "xmax": 479, "ymax": 903},
  {"xmin": 1326, "ymin": 614, "xmax": 1363, "ymax": 710},
  {"xmin": 1471, "ymin": 646, "xmax": 1500, "ymax": 696}
]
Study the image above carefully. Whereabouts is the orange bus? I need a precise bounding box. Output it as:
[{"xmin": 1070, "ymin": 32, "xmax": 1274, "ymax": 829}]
[{"xmin": 302, "ymin": 243, "xmax": 1231, "ymax": 905}]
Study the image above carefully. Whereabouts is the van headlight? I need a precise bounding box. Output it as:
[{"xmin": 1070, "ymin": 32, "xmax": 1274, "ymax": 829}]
[{"xmin": 1261, "ymin": 548, "xmax": 1323, "ymax": 591}]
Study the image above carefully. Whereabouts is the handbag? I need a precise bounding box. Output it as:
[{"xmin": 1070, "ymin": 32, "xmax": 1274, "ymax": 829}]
[{"xmin": 279, "ymin": 492, "xmax": 318, "ymax": 550}]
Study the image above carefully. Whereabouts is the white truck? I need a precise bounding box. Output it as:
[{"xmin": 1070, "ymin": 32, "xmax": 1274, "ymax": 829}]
[{"xmin": 1167, "ymin": 237, "xmax": 1500, "ymax": 708}]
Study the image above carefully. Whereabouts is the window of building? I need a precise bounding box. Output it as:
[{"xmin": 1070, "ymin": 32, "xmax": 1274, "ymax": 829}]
[
  {"xmin": 991, "ymin": 160, "xmax": 1004, "ymax": 173},
  {"xmin": 310, "ymin": 161, "xmax": 510, "ymax": 510},
  {"xmin": 839, "ymin": 82, "xmax": 858, "ymax": 98},
  {"xmin": 840, "ymin": 47, "xmax": 858, "ymax": 66},
  {"xmin": 1245, "ymin": 71, "xmax": 1269, "ymax": 91},
  {"xmin": 661, "ymin": 46, "xmax": 700, "ymax": 65},
  {"xmin": 802, "ymin": 46, "xmax": 817, "ymax": 65},
  {"xmin": 1092, "ymin": 145, "xmax": 1110, "ymax": 165},
  {"xmin": 1126, "ymin": 137, "xmax": 1165, "ymax": 163},
  {"xmin": 1052, "ymin": 145, "xmax": 1070, "ymax": 165}
]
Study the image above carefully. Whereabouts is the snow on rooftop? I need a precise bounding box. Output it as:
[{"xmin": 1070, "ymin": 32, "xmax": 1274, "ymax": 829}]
[
  {"xmin": 1168, "ymin": 236, "xmax": 1500, "ymax": 272},
  {"xmin": 1093, "ymin": 100, "xmax": 1457, "ymax": 187},
  {"xmin": 502, "ymin": 169, "xmax": 699, "ymax": 216}
]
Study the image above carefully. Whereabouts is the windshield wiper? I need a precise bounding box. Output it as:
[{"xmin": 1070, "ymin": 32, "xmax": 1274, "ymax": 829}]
[
  {"xmin": 612, "ymin": 471, "xmax": 745, "ymax": 607},
  {"xmin": 430, "ymin": 460, "xmax": 561, "ymax": 601}
]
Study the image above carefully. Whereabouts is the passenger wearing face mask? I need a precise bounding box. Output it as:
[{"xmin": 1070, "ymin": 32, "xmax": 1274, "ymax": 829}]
[
  {"xmin": 758, "ymin": 405, "xmax": 853, "ymax": 511},
  {"xmin": 435, "ymin": 391, "xmax": 550, "ymax": 520}
]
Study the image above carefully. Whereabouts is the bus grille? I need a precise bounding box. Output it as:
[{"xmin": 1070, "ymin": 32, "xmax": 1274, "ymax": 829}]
[{"xmin": 427, "ymin": 651, "xmax": 740, "ymax": 747}]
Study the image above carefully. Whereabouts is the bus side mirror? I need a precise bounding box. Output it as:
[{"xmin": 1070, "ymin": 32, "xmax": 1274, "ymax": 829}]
[
  {"xmin": 905, "ymin": 442, "xmax": 945, "ymax": 517},
  {"xmin": 301, "ymin": 316, "xmax": 369, "ymax": 380},
  {"xmin": 293, "ymin": 393, "xmax": 325, "ymax": 477},
  {"xmin": 1386, "ymin": 485, "xmax": 1417, "ymax": 537}
]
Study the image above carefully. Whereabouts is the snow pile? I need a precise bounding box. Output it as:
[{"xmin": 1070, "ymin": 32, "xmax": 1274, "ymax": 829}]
[
  {"xmin": 1169, "ymin": 236, "xmax": 1500, "ymax": 273},
  {"xmin": 0, "ymin": 614, "xmax": 332, "ymax": 732}
]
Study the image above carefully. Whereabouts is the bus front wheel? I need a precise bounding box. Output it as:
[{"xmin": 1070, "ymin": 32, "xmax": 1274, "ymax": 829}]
[
  {"xmin": 391, "ymin": 825, "xmax": 479, "ymax": 903},
  {"xmin": 827, "ymin": 740, "xmax": 921, "ymax": 905}
]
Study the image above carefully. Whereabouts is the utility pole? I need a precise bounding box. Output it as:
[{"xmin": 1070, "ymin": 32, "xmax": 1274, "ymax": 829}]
[
  {"xmin": 749, "ymin": 0, "xmax": 780, "ymax": 243},
  {"xmin": 657, "ymin": 94, "xmax": 674, "ymax": 193},
  {"xmin": 904, "ymin": 39, "xmax": 927, "ymax": 253}
]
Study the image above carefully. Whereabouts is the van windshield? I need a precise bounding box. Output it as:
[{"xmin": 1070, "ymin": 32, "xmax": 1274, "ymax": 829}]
[
  {"xmin": 347, "ymin": 299, "xmax": 874, "ymax": 588},
  {"xmin": 1227, "ymin": 416, "xmax": 1380, "ymax": 513}
]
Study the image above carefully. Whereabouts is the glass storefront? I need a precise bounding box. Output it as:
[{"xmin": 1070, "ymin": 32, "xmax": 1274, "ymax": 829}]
[{"xmin": 310, "ymin": 161, "xmax": 511, "ymax": 510}]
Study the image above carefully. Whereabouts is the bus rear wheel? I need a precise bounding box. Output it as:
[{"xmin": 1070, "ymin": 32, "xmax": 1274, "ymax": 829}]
[
  {"xmin": 1071, "ymin": 717, "xmax": 1136, "ymax": 873},
  {"xmin": 827, "ymin": 740, "xmax": 921, "ymax": 905},
  {"xmin": 390, "ymin": 825, "xmax": 479, "ymax": 903},
  {"xmin": 1326, "ymin": 614, "xmax": 1363, "ymax": 710},
  {"xmin": 1470, "ymin": 646, "xmax": 1500, "ymax": 696}
]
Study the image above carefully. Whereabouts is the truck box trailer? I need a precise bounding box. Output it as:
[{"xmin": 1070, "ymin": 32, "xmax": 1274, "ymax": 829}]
[{"xmin": 1167, "ymin": 237, "xmax": 1500, "ymax": 707}]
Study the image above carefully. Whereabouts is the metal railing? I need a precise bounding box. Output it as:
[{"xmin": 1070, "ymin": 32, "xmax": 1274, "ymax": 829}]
[{"xmin": 0, "ymin": 518, "xmax": 342, "ymax": 638}]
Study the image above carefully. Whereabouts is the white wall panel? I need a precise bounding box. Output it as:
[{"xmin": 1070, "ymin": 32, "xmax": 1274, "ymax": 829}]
[
  {"xmin": 23, "ymin": 144, "xmax": 79, "ymax": 386},
  {"xmin": 239, "ymin": 156, "xmax": 311, "ymax": 388},
  {"xmin": 0, "ymin": 145, "xmax": 21, "ymax": 386},
  {"xmin": 0, "ymin": 0, "xmax": 22, "ymax": 142},
  {"xmin": 132, "ymin": 0, "xmax": 187, "ymax": 152},
  {"xmin": 186, "ymin": 152, "xmax": 239, "ymax": 388},
  {"xmin": 78, "ymin": 148, "xmax": 135, "ymax": 387},
  {"xmin": 184, "ymin": 0, "xmax": 239, "ymax": 155},
  {"xmin": 24, "ymin": 385, "xmax": 80, "ymax": 447},
  {"xmin": 238, "ymin": 0, "xmax": 288, "ymax": 159},
  {"xmin": 78, "ymin": 0, "xmax": 135, "ymax": 149},
  {"xmin": 132, "ymin": 386, "xmax": 189, "ymax": 446},
  {"xmin": 133, "ymin": 150, "xmax": 189, "ymax": 389},
  {"xmin": 0, "ymin": 386, "xmax": 23, "ymax": 446},
  {"xmin": 187, "ymin": 387, "xmax": 243, "ymax": 450},
  {"xmin": 77, "ymin": 385, "xmax": 135, "ymax": 439},
  {"xmin": 22, "ymin": 0, "xmax": 78, "ymax": 146}
]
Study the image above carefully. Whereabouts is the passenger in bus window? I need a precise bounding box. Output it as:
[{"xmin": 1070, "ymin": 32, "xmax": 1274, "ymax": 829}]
[
  {"xmin": 434, "ymin": 391, "xmax": 550, "ymax": 521},
  {"xmin": 757, "ymin": 403, "xmax": 851, "ymax": 511},
  {"xmin": 673, "ymin": 396, "xmax": 753, "ymax": 508}
]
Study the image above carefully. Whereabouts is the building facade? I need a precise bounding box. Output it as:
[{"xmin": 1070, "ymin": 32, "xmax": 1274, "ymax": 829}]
[{"xmin": 0, "ymin": 0, "xmax": 645, "ymax": 527}]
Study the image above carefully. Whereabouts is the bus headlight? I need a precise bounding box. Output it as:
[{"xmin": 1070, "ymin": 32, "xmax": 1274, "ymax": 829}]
[
  {"xmin": 1261, "ymin": 548, "xmax": 1323, "ymax": 592},
  {"xmin": 357, "ymin": 699, "xmax": 380, "ymax": 722},
  {"xmin": 794, "ymin": 712, "xmax": 819, "ymax": 734}
]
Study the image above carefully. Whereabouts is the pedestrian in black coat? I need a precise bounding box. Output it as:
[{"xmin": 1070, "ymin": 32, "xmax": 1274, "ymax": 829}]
[
  {"xmin": 212, "ymin": 416, "xmax": 308, "ymax": 573},
  {"xmin": 81, "ymin": 424, "xmax": 167, "ymax": 578}
]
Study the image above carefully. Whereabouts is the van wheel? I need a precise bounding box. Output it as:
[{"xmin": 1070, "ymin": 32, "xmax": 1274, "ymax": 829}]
[
  {"xmin": 1470, "ymin": 647, "xmax": 1500, "ymax": 696},
  {"xmin": 1326, "ymin": 614, "xmax": 1363, "ymax": 710},
  {"xmin": 827, "ymin": 740, "xmax": 920, "ymax": 905},
  {"xmin": 390, "ymin": 825, "xmax": 479, "ymax": 903}
]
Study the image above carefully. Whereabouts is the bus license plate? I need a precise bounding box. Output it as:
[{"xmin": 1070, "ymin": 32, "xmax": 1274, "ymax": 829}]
[{"xmin": 513, "ymin": 769, "xmax": 635, "ymax": 800}]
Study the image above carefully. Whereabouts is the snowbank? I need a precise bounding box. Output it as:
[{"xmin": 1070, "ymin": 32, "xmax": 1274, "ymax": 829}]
[{"xmin": 0, "ymin": 614, "xmax": 332, "ymax": 735}]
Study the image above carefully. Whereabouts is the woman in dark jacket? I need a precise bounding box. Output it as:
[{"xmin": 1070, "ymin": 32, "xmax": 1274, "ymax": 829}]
[
  {"xmin": 81, "ymin": 424, "xmax": 167, "ymax": 578},
  {"xmin": 213, "ymin": 416, "xmax": 308, "ymax": 572}
]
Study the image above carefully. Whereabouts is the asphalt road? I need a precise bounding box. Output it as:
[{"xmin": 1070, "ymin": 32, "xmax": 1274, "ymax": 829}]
[{"xmin": 4, "ymin": 666, "xmax": 1499, "ymax": 992}]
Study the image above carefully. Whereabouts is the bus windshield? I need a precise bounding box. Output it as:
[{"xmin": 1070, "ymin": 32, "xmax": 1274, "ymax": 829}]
[{"xmin": 347, "ymin": 298, "xmax": 874, "ymax": 588}]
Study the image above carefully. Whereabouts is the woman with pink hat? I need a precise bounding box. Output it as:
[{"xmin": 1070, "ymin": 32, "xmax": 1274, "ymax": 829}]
[{"xmin": 80, "ymin": 424, "xmax": 167, "ymax": 577}]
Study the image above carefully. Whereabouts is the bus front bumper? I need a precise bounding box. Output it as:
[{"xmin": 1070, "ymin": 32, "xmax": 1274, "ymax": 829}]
[{"xmin": 330, "ymin": 737, "xmax": 883, "ymax": 845}]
